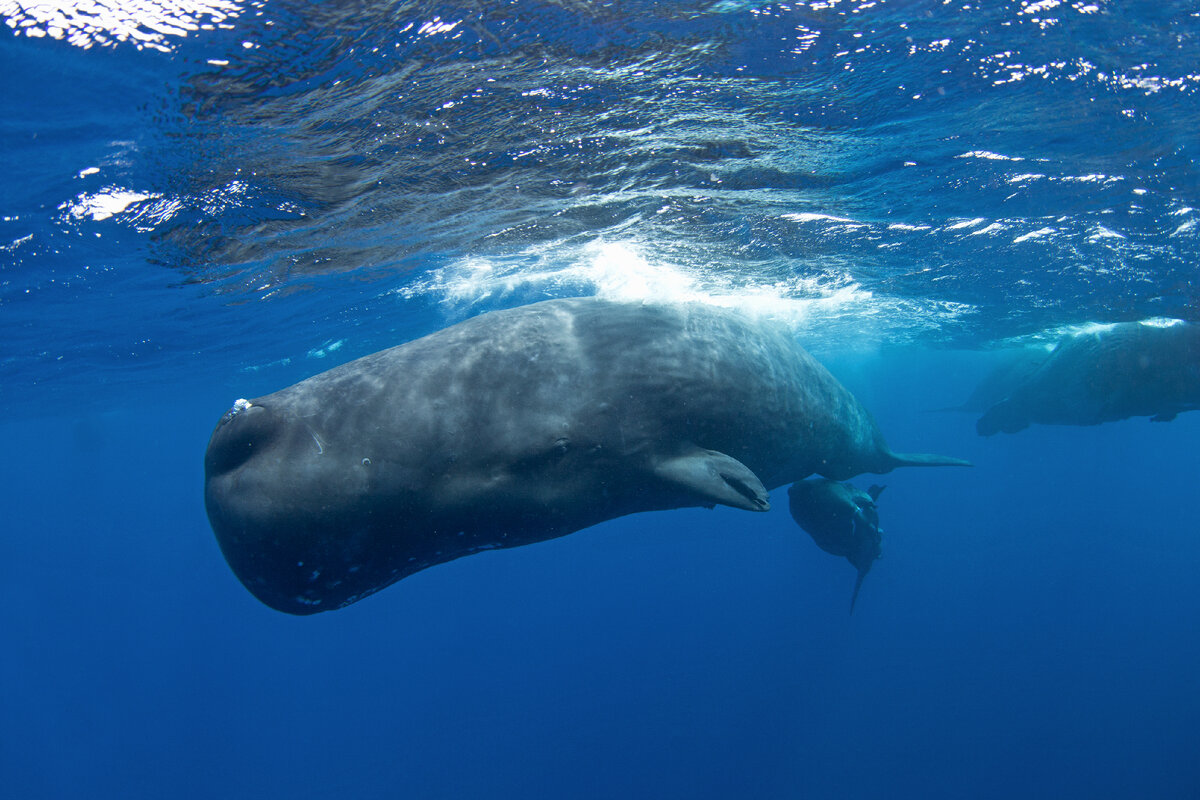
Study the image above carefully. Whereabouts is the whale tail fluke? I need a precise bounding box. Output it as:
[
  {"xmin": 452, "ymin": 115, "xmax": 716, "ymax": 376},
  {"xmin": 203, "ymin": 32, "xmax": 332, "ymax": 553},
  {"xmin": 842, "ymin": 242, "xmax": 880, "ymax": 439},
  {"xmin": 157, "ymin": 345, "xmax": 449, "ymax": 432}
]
[
  {"xmin": 849, "ymin": 569, "xmax": 868, "ymax": 614},
  {"xmin": 887, "ymin": 451, "xmax": 973, "ymax": 469}
]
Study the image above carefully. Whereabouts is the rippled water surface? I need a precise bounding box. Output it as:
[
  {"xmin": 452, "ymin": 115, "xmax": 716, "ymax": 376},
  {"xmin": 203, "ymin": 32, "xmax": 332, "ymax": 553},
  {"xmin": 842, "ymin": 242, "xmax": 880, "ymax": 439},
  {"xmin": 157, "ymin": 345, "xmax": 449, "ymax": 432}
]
[{"xmin": 5, "ymin": 0, "xmax": 1200, "ymax": 405}]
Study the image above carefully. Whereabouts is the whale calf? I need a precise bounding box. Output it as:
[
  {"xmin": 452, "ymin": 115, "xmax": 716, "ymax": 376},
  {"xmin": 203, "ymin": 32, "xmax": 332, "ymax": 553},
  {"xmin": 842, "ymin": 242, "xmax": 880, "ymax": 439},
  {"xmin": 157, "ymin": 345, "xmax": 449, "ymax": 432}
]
[
  {"xmin": 977, "ymin": 321, "xmax": 1200, "ymax": 436},
  {"xmin": 204, "ymin": 298, "xmax": 969, "ymax": 614},
  {"xmin": 788, "ymin": 480, "xmax": 885, "ymax": 612}
]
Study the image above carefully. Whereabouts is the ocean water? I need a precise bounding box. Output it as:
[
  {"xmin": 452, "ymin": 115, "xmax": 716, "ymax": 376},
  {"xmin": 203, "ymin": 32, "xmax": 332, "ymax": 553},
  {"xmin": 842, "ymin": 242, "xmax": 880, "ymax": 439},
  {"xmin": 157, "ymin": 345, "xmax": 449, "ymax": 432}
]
[{"xmin": 2, "ymin": 1, "xmax": 1198, "ymax": 798}]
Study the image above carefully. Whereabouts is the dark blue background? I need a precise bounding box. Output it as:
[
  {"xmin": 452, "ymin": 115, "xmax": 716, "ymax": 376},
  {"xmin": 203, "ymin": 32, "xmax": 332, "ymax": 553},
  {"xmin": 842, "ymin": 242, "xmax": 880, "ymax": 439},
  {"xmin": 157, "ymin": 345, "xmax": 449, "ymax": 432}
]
[{"xmin": 3, "ymin": 353, "xmax": 1196, "ymax": 799}]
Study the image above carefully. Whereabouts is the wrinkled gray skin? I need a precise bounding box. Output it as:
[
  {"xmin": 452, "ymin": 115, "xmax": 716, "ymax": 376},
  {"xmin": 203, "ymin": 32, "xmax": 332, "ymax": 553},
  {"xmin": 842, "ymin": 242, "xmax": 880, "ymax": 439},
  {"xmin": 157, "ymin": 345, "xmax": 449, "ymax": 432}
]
[
  {"xmin": 787, "ymin": 480, "xmax": 885, "ymax": 613},
  {"xmin": 977, "ymin": 322, "xmax": 1200, "ymax": 436},
  {"xmin": 205, "ymin": 298, "xmax": 969, "ymax": 614}
]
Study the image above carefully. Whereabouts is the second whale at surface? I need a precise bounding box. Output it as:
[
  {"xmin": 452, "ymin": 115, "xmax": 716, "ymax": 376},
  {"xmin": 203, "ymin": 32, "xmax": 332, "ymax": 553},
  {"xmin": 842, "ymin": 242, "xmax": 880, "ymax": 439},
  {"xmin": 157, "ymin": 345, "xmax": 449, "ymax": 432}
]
[
  {"xmin": 975, "ymin": 321, "xmax": 1200, "ymax": 436},
  {"xmin": 204, "ymin": 298, "xmax": 970, "ymax": 614}
]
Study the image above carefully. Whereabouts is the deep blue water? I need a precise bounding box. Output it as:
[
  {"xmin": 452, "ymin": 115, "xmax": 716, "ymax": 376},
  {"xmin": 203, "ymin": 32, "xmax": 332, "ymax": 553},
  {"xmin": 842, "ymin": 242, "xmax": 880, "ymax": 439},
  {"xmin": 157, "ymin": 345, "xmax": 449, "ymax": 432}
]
[{"xmin": 2, "ymin": 2, "xmax": 1199, "ymax": 798}]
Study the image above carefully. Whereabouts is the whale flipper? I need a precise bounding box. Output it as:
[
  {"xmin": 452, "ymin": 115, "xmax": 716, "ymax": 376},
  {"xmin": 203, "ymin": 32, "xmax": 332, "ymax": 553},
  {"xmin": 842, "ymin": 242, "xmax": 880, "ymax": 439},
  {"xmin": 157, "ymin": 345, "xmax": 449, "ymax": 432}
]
[{"xmin": 654, "ymin": 448, "xmax": 770, "ymax": 511}]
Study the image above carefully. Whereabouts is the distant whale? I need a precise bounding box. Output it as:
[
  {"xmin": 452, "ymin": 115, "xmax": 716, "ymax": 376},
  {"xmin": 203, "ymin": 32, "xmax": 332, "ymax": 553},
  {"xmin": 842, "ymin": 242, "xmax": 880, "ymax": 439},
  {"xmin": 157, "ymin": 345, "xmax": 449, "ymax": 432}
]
[
  {"xmin": 788, "ymin": 480, "xmax": 885, "ymax": 613},
  {"xmin": 204, "ymin": 298, "xmax": 970, "ymax": 614},
  {"xmin": 977, "ymin": 321, "xmax": 1200, "ymax": 436},
  {"xmin": 937, "ymin": 348, "xmax": 1049, "ymax": 413}
]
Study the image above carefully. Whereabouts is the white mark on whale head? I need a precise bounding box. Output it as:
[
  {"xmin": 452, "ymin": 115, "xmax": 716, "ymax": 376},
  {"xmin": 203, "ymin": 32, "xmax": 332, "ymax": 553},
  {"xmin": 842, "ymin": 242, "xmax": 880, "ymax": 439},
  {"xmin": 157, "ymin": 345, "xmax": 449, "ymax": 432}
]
[{"xmin": 220, "ymin": 398, "xmax": 254, "ymax": 423}]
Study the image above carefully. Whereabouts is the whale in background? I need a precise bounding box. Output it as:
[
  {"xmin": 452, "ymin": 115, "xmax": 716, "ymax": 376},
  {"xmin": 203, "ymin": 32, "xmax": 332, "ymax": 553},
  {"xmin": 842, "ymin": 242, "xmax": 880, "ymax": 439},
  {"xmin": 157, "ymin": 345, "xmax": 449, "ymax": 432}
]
[
  {"xmin": 204, "ymin": 298, "xmax": 970, "ymax": 614},
  {"xmin": 788, "ymin": 480, "xmax": 885, "ymax": 613},
  {"xmin": 937, "ymin": 348, "xmax": 1049, "ymax": 413},
  {"xmin": 977, "ymin": 321, "xmax": 1200, "ymax": 436}
]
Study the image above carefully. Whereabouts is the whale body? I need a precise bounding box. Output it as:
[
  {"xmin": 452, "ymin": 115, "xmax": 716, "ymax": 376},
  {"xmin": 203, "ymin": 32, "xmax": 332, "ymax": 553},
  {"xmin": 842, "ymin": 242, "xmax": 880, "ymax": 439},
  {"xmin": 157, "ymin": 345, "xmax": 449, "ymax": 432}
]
[
  {"xmin": 788, "ymin": 480, "xmax": 885, "ymax": 613},
  {"xmin": 204, "ymin": 298, "xmax": 969, "ymax": 614},
  {"xmin": 977, "ymin": 321, "xmax": 1200, "ymax": 436}
]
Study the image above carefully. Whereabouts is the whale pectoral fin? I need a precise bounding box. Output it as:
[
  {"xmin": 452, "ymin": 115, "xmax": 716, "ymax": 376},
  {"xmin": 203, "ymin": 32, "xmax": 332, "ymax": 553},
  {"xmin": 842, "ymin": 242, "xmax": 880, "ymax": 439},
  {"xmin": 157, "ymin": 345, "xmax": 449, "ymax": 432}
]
[
  {"xmin": 1150, "ymin": 411, "xmax": 1177, "ymax": 422},
  {"xmin": 654, "ymin": 449, "xmax": 770, "ymax": 512}
]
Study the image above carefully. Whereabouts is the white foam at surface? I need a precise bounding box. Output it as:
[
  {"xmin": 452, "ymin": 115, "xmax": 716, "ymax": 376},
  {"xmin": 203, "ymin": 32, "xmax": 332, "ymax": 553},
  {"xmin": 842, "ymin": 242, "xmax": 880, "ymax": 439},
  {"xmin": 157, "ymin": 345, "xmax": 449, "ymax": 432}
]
[
  {"xmin": 395, "ymin": 242, "xmax": 975, "ymax": 351},
  {"xmin": 1013, "ymin": 226, "xmax": 1056, "ymax": 243},
  {"xmin": 1089, "ymin": 226, "xmax": 1125, "ymax": 240},
  {"xmin": 306, "ymin": 340, "xmax": 345, "ymax": 359},
  {"xmin": 956, "ymin": 150, "xmax": 1026, "ymax": 162},
  {"xmin": 1043, "ymin": 317, "xmax": 1186, "ymax": 341},
  {"xmin": 946, "ymin": 217, "xmax": 986, "ymax": 230},
  {"xmin": 970, "ymin": 222, "xmax": 1008, "ymax": 236},
  {"xmin": 0, "ymin": 0, "xmax": 248, "ymax": 52},
  {"xmin": 387, "ymin": 237, "xmax": 986, "ymax": 356},
  {"xmin": 780, "ymin": 212, "xmax": 861, "ymax": 224},
  {"xmin": 63, "ymin": 189, "xmax": 158, "ymax": 221}
]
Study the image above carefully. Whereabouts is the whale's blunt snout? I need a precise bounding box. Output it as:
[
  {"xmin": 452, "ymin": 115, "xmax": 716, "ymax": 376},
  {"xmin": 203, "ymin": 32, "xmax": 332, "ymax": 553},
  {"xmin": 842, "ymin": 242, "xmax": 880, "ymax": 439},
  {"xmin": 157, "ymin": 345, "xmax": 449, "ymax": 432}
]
[
  {"xmin": 204, "ymin": 400, "xmax": 324, "ymax": 616},
  {"xmin": 204, "ymin": 399, "xmax": 277, "ymax": 477}
]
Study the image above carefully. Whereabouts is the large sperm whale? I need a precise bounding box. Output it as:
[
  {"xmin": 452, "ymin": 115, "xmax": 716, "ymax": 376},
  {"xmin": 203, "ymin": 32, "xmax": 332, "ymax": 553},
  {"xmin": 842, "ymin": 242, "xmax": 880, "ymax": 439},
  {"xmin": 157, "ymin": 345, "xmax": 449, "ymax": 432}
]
[{"xmin": 204, "ymin": 298, "xmax": 969, "ymax": 614}]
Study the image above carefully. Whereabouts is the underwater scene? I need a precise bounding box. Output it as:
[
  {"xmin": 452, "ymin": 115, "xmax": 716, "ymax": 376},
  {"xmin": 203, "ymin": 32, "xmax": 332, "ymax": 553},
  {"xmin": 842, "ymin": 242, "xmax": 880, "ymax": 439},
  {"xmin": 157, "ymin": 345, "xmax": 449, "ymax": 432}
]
[{"xmin": 3, "ymin": 1, "xmax": 1198, "ymax": 797}]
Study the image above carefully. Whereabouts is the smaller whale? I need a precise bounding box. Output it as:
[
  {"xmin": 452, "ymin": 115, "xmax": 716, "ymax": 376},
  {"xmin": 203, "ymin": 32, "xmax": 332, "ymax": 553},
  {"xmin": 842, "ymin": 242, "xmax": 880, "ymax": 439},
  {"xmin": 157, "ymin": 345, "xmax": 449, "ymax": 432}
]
[
  {"xmin": 788, "ymin": 479, "xmax": 885, "ymax": 613},
  {"xmin": 976, "ymin": 321, "xmax": 1200, "ymax": 436}
]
